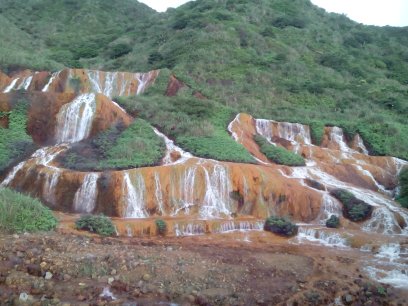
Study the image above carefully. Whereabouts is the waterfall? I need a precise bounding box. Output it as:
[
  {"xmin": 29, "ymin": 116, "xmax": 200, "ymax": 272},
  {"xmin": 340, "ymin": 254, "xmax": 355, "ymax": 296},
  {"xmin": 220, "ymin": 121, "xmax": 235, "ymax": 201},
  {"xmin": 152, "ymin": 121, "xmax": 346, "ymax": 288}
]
[
  {"xmin": 136, "ymin": 73, "xmax": 149, "ymax": 95},
  {"xmin": 255, "ymin": 119, "xmax": 275, "ymax": 143},
  {"xmin": 154, "ymin": 172, "xmax": 165, "ymax": 215},
  {"xmin": 362, "ymin": 207, "xmax": 401, "ymax": 235},
  {"xmin": 227, "ymin": 114, "xmax": 242, "ymax": 142},
  {"xmin": 42, "ymin": 171, "xmax": 60, "ymax": 205},
  {"xmin": 316, "ymin": 193, "xmax": 342, "ymax": 223},
  {"xmin": 123, "ymin": 172, "xmax": 147, "ymax": 218},
  {"xmin": 0, "ymin": 161, "xmax": 26, "ymax": 187},
  {"xmin": 294, "ymin": 226, "xmax": 350, "ymax": 248},
  {"xmin": 199, "ymin": 164, "xmax": 232, "ymax": 219},
  {"xmin": 17, "ymin": 75, "xmax": 33, "ymax": 91},
  {"xmin": 55, "ymin": 93, "xmax": 96, "ymax": 143},
  {"xmin": 328, "ymin": 127, "xmax": 352, "ymax": 153},
  {"xmin": 171, "ymin": 166, "xmax": 198, "ymax": 216},
  {"xmin": 73, "ymin": 173, "xmax": 100, "ymax": 213},
  {"xmin": 3, "ymin": 78, "xmax": 19, "ymax": 93},
  {"xmin": 174, "ymin": 222, "xmax": 206, "ymax": 236},
  {"xmin": 214, "ymin": 220, "xmax": 264, "ymax": 233},
  {"xmin": 277, "ymin": 122, "xmax": 312, "ymax": 145},
  {"xmin": 354, "ymin": 134, "xmax": 368, "ymax": 154},
  {"xmin": 152, "ymin": 127, "xmax": 192, "ymax": 165},
  {"xmin": 1, "ymin": 146, "xmax": 66, "ymax": 187},
  {"xmin": 42, "ymin": 71, "xmax": 60, "ymax": 92}
]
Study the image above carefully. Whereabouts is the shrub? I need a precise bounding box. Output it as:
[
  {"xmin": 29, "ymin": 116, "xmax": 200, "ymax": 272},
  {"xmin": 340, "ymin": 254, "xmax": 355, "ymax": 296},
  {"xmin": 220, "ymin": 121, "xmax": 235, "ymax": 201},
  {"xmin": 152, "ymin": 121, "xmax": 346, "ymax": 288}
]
[
  {"xmin": 326, "ymin": 215, "xmax": 340, "ymax": 228},
  {"xmin": 155, "ymin": 219, "xmax": 167, "ymax": 236},
  {"xmin": 75, "ymin": 214, "xmax": 116, "ymax": 236},
  {"xmin": 253, "ymin": 135, "xmax": 305, "ymax": 166},
  {"xmin": 0, "ymin": 188, "xmax": 58, "ymax": 233},
  {"xmin": 397, "ymin": 167, "xmax": 408, "ymax": 208},
  {"xmin": 264, "ymin": 216, "xmax": 298, "ymax": 237},
  {"xmin": 330, "ymin": 189, "xmax": 373, "ymax": 222}
]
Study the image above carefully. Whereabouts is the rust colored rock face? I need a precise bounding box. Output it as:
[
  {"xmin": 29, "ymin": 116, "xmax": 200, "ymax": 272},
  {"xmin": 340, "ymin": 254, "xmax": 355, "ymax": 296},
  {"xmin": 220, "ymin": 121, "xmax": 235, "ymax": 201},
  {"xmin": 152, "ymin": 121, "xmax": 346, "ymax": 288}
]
[
  {"xmin": 0, "ymin": 71, "xmax": 11, "ymax": 91},
  {"xmin": 165, "ymin": 74, "xmax": 185, "ymax": 96},
  {"xmin": 1, "ymin": 68, "xmax": 407, "ymax": 244}
]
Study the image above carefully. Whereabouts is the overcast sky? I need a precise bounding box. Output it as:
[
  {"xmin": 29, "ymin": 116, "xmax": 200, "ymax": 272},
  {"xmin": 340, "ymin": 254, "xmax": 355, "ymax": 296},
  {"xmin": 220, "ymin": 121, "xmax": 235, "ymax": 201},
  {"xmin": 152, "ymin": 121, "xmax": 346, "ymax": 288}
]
[{"xmin": 138, "ymin": 0, "xmax": 408, "ymax": 27}]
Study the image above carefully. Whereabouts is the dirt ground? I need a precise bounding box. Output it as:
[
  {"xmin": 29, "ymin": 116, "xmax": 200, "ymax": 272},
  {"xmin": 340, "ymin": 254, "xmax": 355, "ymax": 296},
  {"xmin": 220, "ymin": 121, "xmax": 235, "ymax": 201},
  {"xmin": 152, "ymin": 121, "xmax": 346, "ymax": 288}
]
[{"xmin": 0, "ymin": 229, "xmax": 406, "ymax": 306}]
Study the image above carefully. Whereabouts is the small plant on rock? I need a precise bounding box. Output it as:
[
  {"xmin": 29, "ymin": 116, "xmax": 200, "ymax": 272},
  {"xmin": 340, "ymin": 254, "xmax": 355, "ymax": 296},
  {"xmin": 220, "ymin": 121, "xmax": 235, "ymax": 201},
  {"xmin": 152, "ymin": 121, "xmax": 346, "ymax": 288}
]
[
  {"xmin": 264, "ymin": 216, "xmax": 298, "ymax": 237},
  {"xmin": 75, "ymin": 214, "xmax": 116, "ymax": 236},
  {"xmin": 155, "ymin": 219, "xmax": 167, "ymax": 236},
  {"xmin": 326, "ymin": 215, "xmax": 340, "ymax": 228}
]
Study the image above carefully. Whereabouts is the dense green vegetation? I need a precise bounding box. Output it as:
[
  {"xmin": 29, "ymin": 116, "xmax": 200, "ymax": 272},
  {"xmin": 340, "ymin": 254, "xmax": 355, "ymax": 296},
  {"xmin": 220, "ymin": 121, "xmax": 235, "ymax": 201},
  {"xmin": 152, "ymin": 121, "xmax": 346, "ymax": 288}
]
[
  {"xmin": 330, "ymin": 189, "xmax": 373, "ymax": 222},
  {"xmin": 253, "ymin": 135, "xmax": 305, "ymax": 166},
  {"xmin": 117, "ymin": 83, "xmax": 255, "ymax": 163},
  {"xmin": 325, "ymin": 215, "xmax": 340, "ymax": 228},
  {"xmin": 0, "ymin": 98, "xmax": 36, "ymax": 172},
  {"xmin": 0, "ymin": 188, "xmax": 57, "ymax": 233},
  {"xmin": 264, "ymin": 216, "xmax": 298, "ymax": 237},
  {"xmin": 75, "ymin": 214, "xmax": 116, "ymax": 236},
  {"xmin": 0, "ymin": 0, "xmax": 407, "ymax": 160},
  {"xmin": 59, "ymin": 119, "xmax": 165, "ymax": 171},
  {"xmin": 397, "ymin": 167, "xmax": 408, "ymax": 208}
]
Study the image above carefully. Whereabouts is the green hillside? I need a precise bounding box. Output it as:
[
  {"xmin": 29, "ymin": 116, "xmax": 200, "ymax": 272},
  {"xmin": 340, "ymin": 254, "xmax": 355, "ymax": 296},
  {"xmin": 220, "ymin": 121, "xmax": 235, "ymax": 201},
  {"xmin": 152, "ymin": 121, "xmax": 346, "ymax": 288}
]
[{"xmin": 0, "ymin": 0, "xmax": 407, "ymax": 160}]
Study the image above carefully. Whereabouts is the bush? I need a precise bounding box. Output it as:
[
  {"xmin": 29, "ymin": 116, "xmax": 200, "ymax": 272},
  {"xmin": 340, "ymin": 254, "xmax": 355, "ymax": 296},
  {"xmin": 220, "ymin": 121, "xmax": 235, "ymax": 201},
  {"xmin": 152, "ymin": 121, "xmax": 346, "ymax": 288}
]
[
  {"xmin": 75, "ymin": 215, "xmax": 116, "ymax": 236},
  {"xmin": 326, "ymin": 215, "xmax": 340, "ymax": 228},
  {"xmin": 155, "ymin": 219, "xmax": 167, "ymax": 236},
  {"xmin": 330, "ymin": 189, "xmax": 373, "ymax": 222},
  {"xmin": 264, "ymin": 216, "xmax": 298, "ymax": 237},
  {"xmin": 0, "ymin": 188, "xmax": 57, "ymax": 233},
  {"xmin": 253, "ymin": 135, "xmax": 305, "ymax": 166},
  {"xmin": 397, "ymin": 167, "xmax": 408, "ymax": 208}
]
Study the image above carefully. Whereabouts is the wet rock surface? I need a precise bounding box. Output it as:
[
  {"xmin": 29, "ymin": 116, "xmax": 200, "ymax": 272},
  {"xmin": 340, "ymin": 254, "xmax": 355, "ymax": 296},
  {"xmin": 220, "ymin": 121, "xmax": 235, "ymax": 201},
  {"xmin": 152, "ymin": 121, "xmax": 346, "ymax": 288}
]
[{"xmin": 0, "ymin": 231, "xmax": 405, "ymax": 305}]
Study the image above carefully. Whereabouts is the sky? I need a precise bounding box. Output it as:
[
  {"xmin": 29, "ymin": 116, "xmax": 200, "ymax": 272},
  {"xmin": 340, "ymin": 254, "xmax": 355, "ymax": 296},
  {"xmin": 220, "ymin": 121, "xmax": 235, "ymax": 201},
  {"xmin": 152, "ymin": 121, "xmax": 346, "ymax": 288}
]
[{"xmin": 138, "ymin": 0, "xmax": 408, "ymax": 27}]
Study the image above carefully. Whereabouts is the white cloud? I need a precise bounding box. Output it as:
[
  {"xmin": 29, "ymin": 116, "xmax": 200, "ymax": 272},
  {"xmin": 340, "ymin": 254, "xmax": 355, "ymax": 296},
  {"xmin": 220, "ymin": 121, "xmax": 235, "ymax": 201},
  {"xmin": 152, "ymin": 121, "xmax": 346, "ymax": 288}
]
[
  {"xmin": 138, "ymin": 0, "xmax": 408, "ymax": 26},
  {"xmin": 138, "ymin": 0, "xmax": 191, "ymax": 12},
  {"xmin": 311, "ymin": 0, "xmax": 408, "ymax": 26}
]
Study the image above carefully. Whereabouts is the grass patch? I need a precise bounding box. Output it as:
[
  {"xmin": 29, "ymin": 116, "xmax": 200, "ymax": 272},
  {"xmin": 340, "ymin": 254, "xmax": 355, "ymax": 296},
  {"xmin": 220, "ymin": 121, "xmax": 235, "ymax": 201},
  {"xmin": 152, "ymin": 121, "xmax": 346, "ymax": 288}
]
[
  {"xmin": 59, "ymin": 119, "xmax": 165, "ymax": 171},
  {"xmin": 0, "ymin": 188, "xmax": 57, "ymax": 233},
  {"xmin": 330, "ymin": 189, "xmax": 373, "ymax": 222},
  {"xmin": 0, "ymin": 98, "xmax": 36, "ymax": 172},
  {"xmin": 253, "ymin": 135, "xmax": 305, "ymax": 166},
  {"xmin": 116, "ymin": 94, "xmax": 255, "ymax": 163},
  {"xmin": 75, "ymin": 214, "xmax": 116, "ymax": 236}
]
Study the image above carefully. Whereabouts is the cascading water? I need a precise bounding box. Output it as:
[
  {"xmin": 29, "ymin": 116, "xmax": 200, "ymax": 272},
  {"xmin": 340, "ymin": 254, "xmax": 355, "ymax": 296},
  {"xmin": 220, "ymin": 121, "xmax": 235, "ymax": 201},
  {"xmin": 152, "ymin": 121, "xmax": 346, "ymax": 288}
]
[
  {"xmin": 123, "ymin": 172, "xmax": 148, "ymax": 218},
  {"xmin": 328, "ymin": 126, "xmax": 352, "ymax": 153},
  {"xmin": 199, "ymin": 163, "xmax": 233, "ymax": 219},
  {"xmin": 55, "ymin": 93, "xmax": 96, "ymax": 143},
  {"xmin": 255, "ymin": 119, "xmax": 275, "ymax": 143},
  {"xmin": 294, "ymin": 226, "xmax": 350, "ymax": 248},
  {"xmin": 1, "ymin": 146, "xmax": 66, "ymax": 187},
  {"xmin": 42, "ymin": 171, "xmax": 60, "ymax": 205},
  {"xmin": 277, "ymin": 122, "xmax": 312, "ymax": 145},
  {"xmin": 152, "ymin": 128, "xmax": 193, "ymax": 165},
  {"xmin": 42, "ymin": 71, "xmax": 60, "ymax": 92},
  {"xmin": 316, "ymin": 193, "xmax": 342, "ymax": 223},
  {"xmin": 174, "ymin": 222, "xmax": 206, "ymax": 236},
  {"xmin": 17, "ymin": 75, "xmax": 34, "ymax": 91},
  {"xmin": 171, "ymin": 166, "xmax": 198, "ymax": 216},
  {"xmin": 154, "ymin": 172, "xmax": 165, "ymax": 215},
  {"xmin": 73, "ymin": 173, "xmax": 100, "ymax": 213},
  {"xmin": 3, "ymin": 78, "xmax": 19, "ymax": 93},
  {"xmin": 213, "ymin": 220, "xmax": 264, "ymax": 233},
  {"xmin": 354, "ymin": 134, "xmax": 368, "ymax": 154}
]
